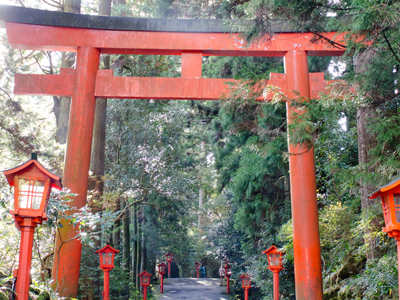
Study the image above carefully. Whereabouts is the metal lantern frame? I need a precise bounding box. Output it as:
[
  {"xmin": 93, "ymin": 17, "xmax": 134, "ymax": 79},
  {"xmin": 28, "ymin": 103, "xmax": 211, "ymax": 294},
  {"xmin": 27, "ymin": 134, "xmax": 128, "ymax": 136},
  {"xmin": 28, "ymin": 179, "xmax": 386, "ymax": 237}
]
[
  {"xmin": 239, "ymin": 273, "xmax": 251, "ymax": 288},
  {"xmin": 370, "ymin": 177, "xmax": 400, "ymax": 237},
  {"xmin": 4, "ymin": 154, "xmax": 62, "ymax": 221},
  {"xmin": 165, "ymin": 253, "xmax": 173, "ymax": 262},
  {"xmin": 95, "ymin": 245, "xmax": 120, "ymax": 271},
  {"xmin": 159, "ymin": 262, "xmax": 167, "ymax": 275},
  {"xmin": 138, "ymin": 271, "xmax": 152, "ymax": 287},
  {"xmin": 262, "ymin": 245, "xmax": 284, "ymax": 271}
]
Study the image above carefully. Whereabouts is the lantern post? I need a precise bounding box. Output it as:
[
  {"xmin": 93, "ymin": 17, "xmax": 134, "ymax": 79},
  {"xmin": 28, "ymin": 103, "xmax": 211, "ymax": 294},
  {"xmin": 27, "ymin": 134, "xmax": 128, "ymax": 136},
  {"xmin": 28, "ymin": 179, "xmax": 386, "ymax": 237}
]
[
  {"xmin": 158, "ymin": 262, "xmax": 167, "ymax": 293},
  {"xmin": 370, "ymin": 176, "xmax": 400, "ymax": 300},
  {"xmin": 224, "ymin": 263, "xmax": 232, "ymax": 295},
  {"xmin": 262, "ymin": 246, "xmax": 284, "ymax": 300},
  {"xmin": 95, "ymin": 245, "xmax": 120, "ymax": 300},
  {"xmin": 239, "ymin": 274, "xmax": 251, "ymax": 300},
  {"xmin": 2, "ymin": 153, "xmax": 62, "ymax": 300},
  {"xmin": 195, "ymin": 261, "xmax": 201, "ymax": 278},
  {"xmin": 138, "ymin": 271, "xmax": 152, "ymax": 300},
  {"xmin": 165, "ymin": 253, "xmax": 173, "ymax": 278}
]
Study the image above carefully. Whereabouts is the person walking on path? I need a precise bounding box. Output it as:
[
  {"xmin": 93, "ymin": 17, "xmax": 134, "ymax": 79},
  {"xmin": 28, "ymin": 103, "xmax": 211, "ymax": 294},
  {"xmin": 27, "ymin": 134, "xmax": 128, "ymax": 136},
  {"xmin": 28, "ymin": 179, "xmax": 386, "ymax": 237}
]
[{"xmin": 200, "ymin": 265, "xmax": 206, "ymax": 278}]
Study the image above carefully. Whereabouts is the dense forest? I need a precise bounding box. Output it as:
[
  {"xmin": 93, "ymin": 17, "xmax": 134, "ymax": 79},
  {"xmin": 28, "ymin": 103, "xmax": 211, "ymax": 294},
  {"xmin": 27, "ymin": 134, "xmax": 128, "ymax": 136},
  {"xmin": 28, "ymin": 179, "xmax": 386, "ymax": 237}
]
[{"xmin": 1, "ymin": 0, "xmax": 400, "ymax": 299}]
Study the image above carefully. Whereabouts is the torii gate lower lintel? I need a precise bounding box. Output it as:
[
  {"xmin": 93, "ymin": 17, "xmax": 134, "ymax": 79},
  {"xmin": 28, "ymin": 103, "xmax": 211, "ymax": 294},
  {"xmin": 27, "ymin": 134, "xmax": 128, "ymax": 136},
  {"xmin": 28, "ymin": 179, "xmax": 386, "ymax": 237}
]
[{"xmin": 1, "ymin": 5, "xmax": 347, "ymax": 300}]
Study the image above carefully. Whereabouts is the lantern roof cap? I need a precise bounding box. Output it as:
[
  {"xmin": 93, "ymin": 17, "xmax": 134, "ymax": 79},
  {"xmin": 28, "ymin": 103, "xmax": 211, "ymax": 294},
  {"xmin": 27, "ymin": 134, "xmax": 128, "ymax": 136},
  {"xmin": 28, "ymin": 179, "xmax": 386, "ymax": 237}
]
[
  {"xmin": 95, "ymin": 244, "xmax": 120, "ymax": 254},
  {"xmin": 239, "ymin": 273, "xmax": 251, "ymax": 279},
  {"xmin": 138, "ymin": 271, "xmax": 152, "ymax": 277},
  {"xmin": 159, "ymin": 262, "xmax": 167, "ymax": 266},
  {"xmin": 3, "ymin": 155, "xmax": 62, "ymax": 190},
  {"xmin": 262, "ymin": 245, "xmax": 284, "ymax": 255},
  {"xmin": 195, "ymin": 261, "xmax": 200, "ymax": 264},
  {"xmin": 165, "ymin": 252, "xmax": 173, "ymax": 257},
  {"xmin": 370, "ymin": 175, "xmax": 400, "ymax": 199}
]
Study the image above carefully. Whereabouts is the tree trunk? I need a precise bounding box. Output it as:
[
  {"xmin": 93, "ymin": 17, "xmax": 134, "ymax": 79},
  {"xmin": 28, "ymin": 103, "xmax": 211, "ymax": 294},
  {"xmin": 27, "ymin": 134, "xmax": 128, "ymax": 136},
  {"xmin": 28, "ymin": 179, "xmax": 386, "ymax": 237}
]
[
  {"xmin": 113, "ymin": 199, "xmax": 121, "ymax": 249},
  {"xmin": 121, "ymin": 198, "xmax": 130, "ymax": 299},
  {"xmin": 132, "ymin": 204, "xmax": 138, "ymax": 286},
  {"xmin": 357, "ymin": 106, "xmax": 378, "ymax": 260},
  {"xmin": 54, "ymin": 0, "xmax": 80, "ymax": 143},
  {"xmin": 136, "ymin": 207, "xmax": 141, "ymax": 290},
  {"xmin": 198, "ymin": 188, "xmax": 204, "ymax": 230}
]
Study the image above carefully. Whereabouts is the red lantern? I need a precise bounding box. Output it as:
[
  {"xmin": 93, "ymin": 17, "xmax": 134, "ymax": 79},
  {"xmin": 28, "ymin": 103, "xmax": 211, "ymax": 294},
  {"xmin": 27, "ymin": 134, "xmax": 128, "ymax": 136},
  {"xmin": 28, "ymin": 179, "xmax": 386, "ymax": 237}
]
[
  {"xmin": 165, "ymin": 253, "xmax": 173, "ymax": 278},
  {"xmin": 95, "ymin": 245, "xmax": 119, "ymax": 300},
  {"xmin": 224, "ymin": 263, "xmax": 232, "ymax": 294},
  {"xmin": 195, "ymin": 261, "xmax": 201, "ymax": 278},
  {"xmin": 239, "ymin": 274, "xmax": 251, "ymax": 300},
  {"xmin": 159, "ymin": 262, "xmax": 167, "ymax": 275},
  {"xmin": 158, "ymin": 262, "xmax": 167, "ymax": 293},
  {"xmin": 3, "ymin": 153, "xmax": 62, "ymax": 300},
  {"xmin": 262, "ymin": 246, "xmax": 284, "ymax": 300},
  {"xmin": 138, "ymin": 271, "xmax": 152, "ymax": 300},
  {"xmin": 4, "ymin": 153, "xmax": 62, "ymax": 222},
  {"xmin": 370, "ymin": 177, "xmax": 400, "ymax": 300}
]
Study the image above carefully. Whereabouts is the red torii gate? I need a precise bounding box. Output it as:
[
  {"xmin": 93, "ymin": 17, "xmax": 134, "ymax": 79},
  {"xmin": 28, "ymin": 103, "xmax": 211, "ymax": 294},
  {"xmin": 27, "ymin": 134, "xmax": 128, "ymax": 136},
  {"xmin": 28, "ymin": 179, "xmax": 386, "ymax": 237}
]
[{"xmin": 1, "ymin": 5, "xmax": 346, "ymax": 300}]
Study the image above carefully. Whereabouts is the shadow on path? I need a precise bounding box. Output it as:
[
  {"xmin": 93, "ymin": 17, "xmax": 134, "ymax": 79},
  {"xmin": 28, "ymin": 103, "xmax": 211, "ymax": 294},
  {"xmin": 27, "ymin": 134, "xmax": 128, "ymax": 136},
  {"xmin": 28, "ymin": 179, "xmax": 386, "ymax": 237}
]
[{"xmin": 153, "ymin": 278, "xmax": 231, "ymax": 300}]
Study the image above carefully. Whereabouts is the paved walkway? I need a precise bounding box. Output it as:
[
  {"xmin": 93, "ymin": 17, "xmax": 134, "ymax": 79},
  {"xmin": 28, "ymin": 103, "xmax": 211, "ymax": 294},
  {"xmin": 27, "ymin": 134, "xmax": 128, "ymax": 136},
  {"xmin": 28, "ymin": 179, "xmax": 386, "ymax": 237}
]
[{"xmin": 153, "ymin": 278, "xmax": 231, "ymax": 300}]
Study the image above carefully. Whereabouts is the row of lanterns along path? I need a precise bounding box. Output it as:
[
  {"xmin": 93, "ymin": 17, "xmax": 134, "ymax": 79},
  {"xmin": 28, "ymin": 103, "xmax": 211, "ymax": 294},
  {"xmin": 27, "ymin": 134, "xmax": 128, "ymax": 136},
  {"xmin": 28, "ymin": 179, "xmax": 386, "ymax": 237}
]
[{"xmin": 6, "ymin": 154, "xmax": 400, "ymax": 300}]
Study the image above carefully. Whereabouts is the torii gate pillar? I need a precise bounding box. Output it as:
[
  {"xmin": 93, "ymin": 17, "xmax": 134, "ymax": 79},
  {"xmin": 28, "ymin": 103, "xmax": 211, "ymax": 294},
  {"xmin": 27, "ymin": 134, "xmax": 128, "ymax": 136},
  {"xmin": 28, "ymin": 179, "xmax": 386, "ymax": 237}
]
[
  {"xmin": 52, "ymin": 46, "xmax": 100, "ymax": 296},
  {"xmin": 285, "ymin": 50, "xmax": 323, "ymax": 299}
]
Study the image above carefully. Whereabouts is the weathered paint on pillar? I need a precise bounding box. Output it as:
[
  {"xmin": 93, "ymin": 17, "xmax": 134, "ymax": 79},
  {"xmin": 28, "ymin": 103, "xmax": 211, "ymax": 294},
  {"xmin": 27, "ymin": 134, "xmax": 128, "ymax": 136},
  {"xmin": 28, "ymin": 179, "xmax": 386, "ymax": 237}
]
[
  {"xmin": 285, "ymin": 50, "xmax": 323, "ymax": 300},
  {"xmin": 52, "ymin": 46, "xmax": 100, "ymax": 298}
]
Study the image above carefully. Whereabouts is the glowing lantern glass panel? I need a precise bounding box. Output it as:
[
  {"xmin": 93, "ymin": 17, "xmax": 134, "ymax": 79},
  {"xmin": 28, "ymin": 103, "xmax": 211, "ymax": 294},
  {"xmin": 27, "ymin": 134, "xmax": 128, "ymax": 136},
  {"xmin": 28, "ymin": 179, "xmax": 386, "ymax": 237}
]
[
  {"xmin": 18, "ymin": 178, "xmax": 46, "ymax": 209},
  {"xmin": 269, "ymin": 253, "xmax": 281, "ymax": 267},
  {"xmin": 394, "ymin": 193, "xmax": 400, "ymax": 223},
  {"xmin": 102, "ymin": 252, "xmax": 113, "ymax": 265},
  {"xmin": 382, "ymin": 194, "xmax": 391, "ymax": 226}
]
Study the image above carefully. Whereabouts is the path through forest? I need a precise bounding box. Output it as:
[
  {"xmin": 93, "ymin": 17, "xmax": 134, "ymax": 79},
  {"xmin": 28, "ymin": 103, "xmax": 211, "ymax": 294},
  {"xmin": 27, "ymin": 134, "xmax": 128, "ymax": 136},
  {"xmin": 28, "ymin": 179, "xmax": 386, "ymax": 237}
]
[{"xmin": 154, "ymin": 278, "xmax": 231, "ymax": 299}]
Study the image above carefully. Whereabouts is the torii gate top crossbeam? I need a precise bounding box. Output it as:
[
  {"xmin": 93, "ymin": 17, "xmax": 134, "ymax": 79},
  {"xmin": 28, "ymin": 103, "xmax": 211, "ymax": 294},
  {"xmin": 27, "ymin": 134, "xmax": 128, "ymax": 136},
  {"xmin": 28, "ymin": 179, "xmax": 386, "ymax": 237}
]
[{"xmin": 0, "ymin": 5, "xmax": 346, "ymax": 57}]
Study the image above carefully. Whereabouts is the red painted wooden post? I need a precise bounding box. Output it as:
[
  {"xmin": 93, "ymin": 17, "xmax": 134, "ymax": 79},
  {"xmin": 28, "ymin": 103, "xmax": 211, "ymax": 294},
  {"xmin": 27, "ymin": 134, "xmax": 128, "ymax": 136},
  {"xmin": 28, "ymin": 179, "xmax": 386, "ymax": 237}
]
[
  {"xmin": 244, "ymin": 288, "xmax": 249, "ymax": 300},
  {"xmin": 285, "ymin": 50, "xmax": 323, "ymax": 300},
  {"xmin": 103, "ymin": 270, "xmax": 110, "ymax": 300},
  {"xmin": 52, "ymin": 46, "xmax": 100, "ymax": 297},
  {"xmin": 273, "ymin": 270, "xmax": 280, "ymax": 300},
  {"xmin": 14, "ymin": 218, "xmax": 36, "ymax": 300}
]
